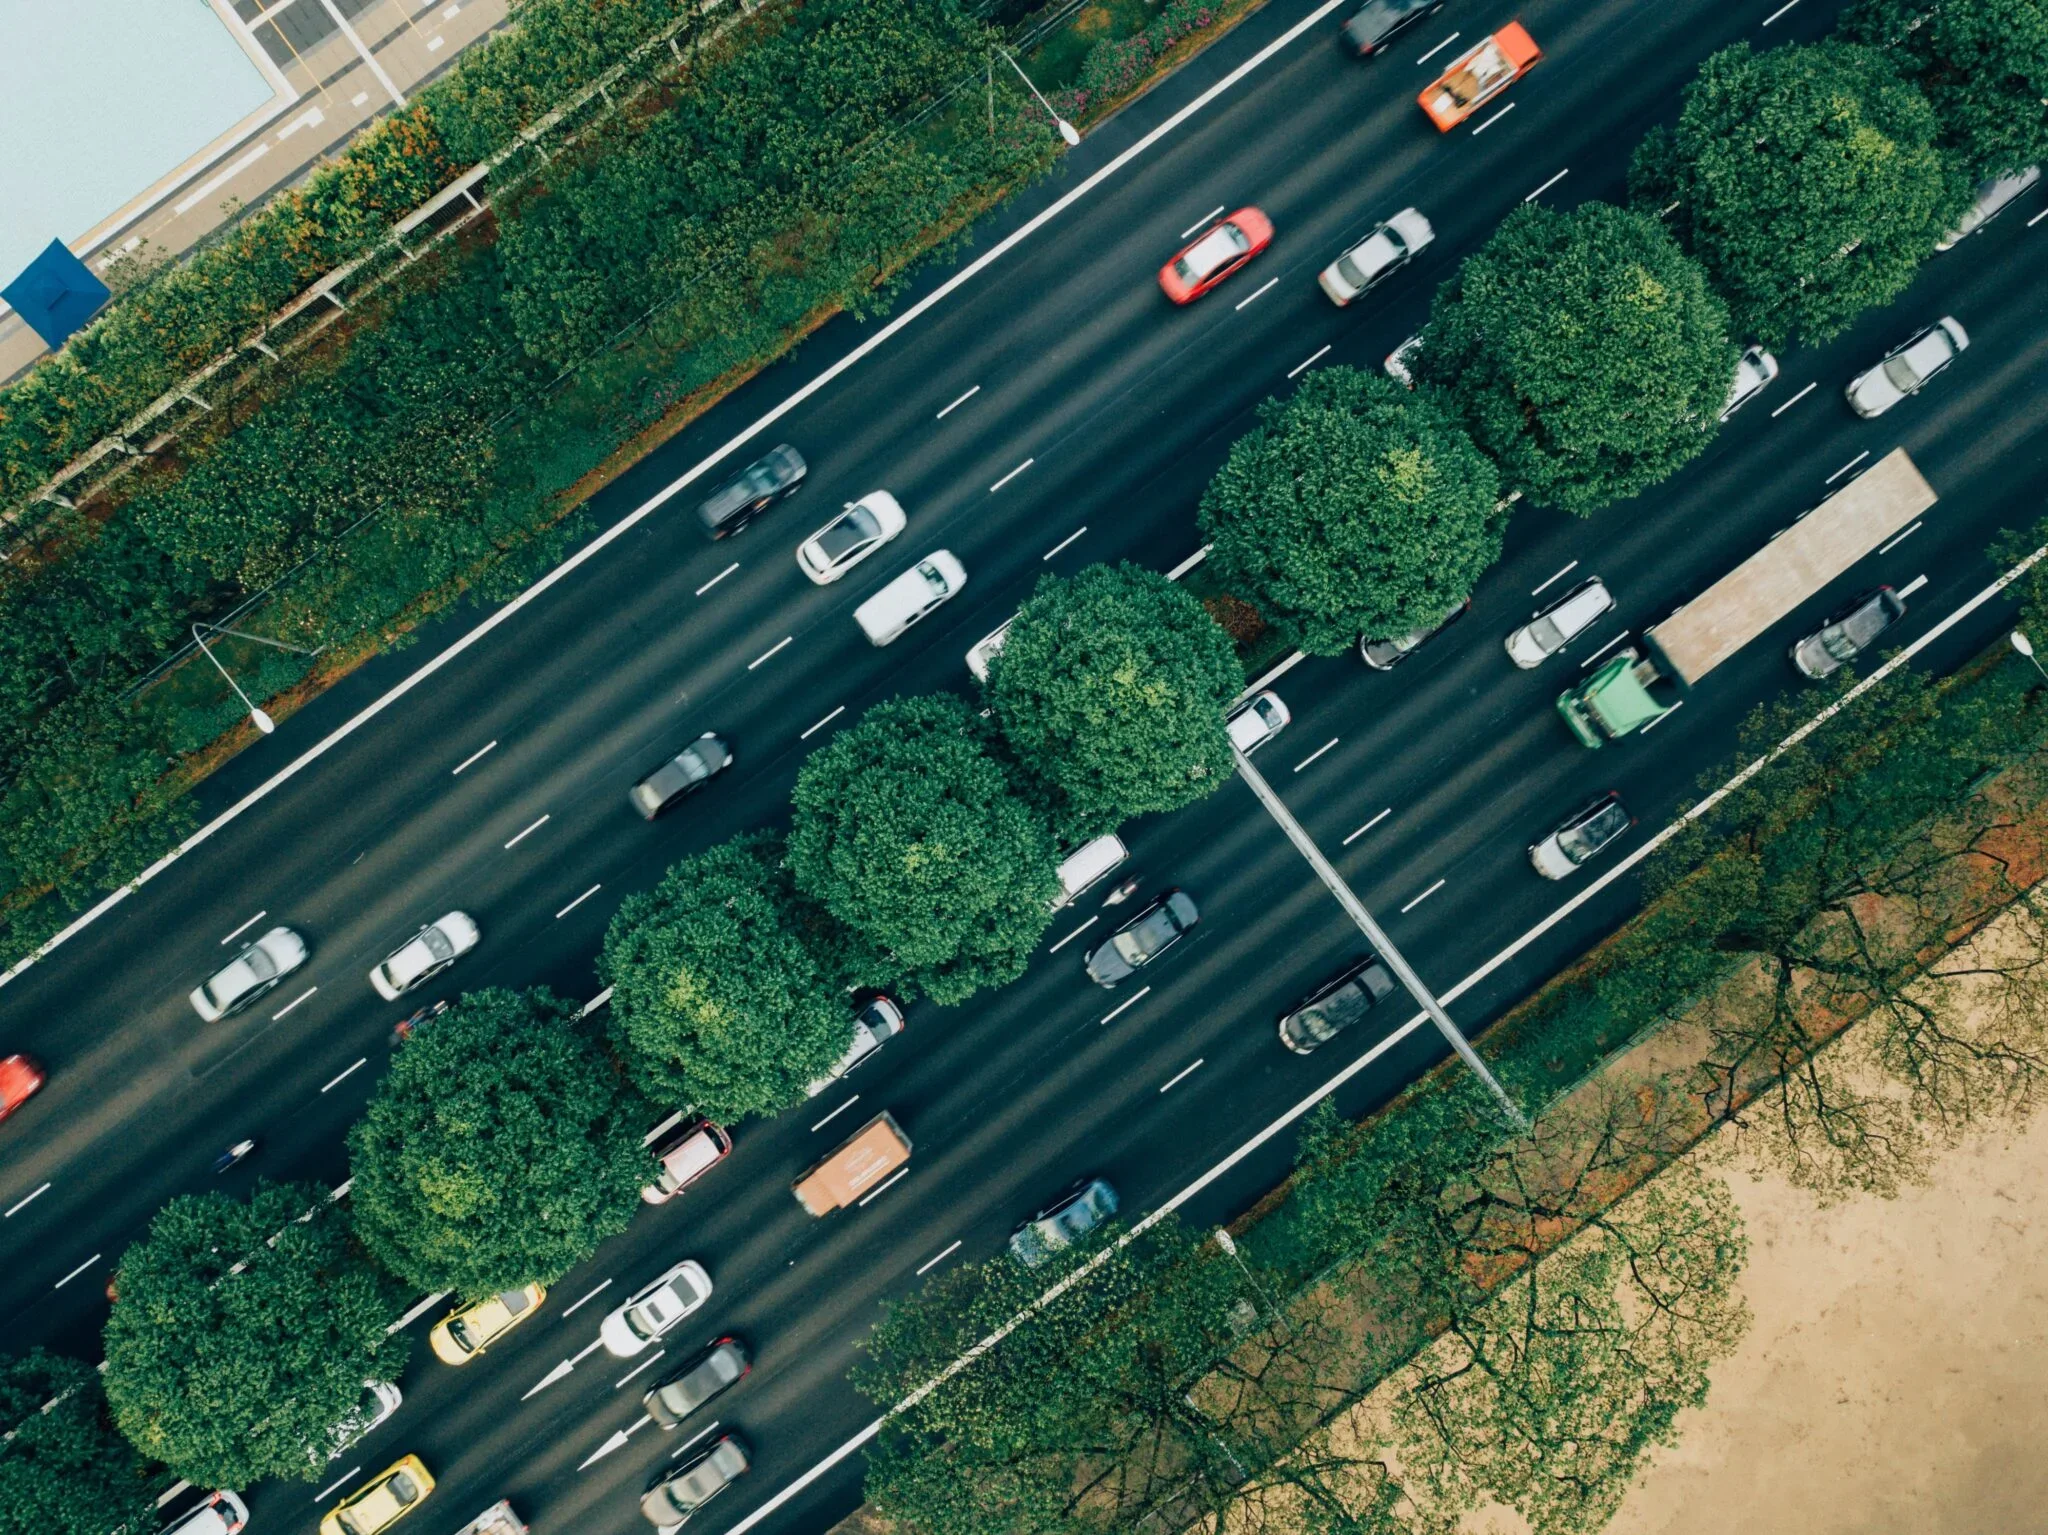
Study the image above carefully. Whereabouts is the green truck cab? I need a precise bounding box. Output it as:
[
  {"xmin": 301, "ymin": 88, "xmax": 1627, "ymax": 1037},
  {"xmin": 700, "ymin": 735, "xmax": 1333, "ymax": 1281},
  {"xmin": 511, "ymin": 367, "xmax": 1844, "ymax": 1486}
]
[{"xmin": 1555, "ymin": 647, "xmax": 1675, "ymax": 747}]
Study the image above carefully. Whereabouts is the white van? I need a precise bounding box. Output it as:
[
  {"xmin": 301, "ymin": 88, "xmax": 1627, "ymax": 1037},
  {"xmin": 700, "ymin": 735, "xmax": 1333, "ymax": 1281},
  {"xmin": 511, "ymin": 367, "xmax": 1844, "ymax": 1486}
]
[
  {"xmin": 854, "ymin": 552, "xmax": 967, "ymax": 646},
  {"xmin": 1049, "ymin": 834, "xmax": 1128, "ymax": 910}
]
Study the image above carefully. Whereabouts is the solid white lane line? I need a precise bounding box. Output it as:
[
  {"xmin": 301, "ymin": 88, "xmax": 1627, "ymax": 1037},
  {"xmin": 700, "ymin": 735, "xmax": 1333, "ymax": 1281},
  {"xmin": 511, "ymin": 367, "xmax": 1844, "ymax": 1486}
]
[
  {"xmin": 1524, "ymin": 167, "xmax": 1569, "ymax": 202},
  {"xmin": 1048, "ymin": 916, "xmax": 1098, "ymax": 954},
  {"xmin": 1100, "ymin": 985, "xmax": 1152, "ymax": 1026},
  {"xmin": 1287, "ymin": 344, "xmax": 1331, "ymax": 379},
  {"xmin": 1043, "ymin": 526, "xmax": 1088, "ymax": 561},
  {"xmin": 1762, "ymin": 0, "xmax": 1801, "ymax": 22},
  {"xmin": 271, "ymin": 986, "xmax": 317, "ymax": 1020},
  {"xmin": 451, "ymin": 740, "xmax": 497, "ymax": 774},
  {"xmin": 321, "ymin": 1058, "xmax": 367, "ymax": 1093},
  {"xmin": 614, "ymin": 1350, "xmax": 665, "ymax": 1390},
  {"xmin": 1898, "ymin": 573, "xmax": 1930, "ymax": 598},
  {"xmin": 858, "ymin": 1167, "xmax": 911, "ymax": 1206},
  {"xmin": 1399, "ymin": 878, "xmax": 1445, "ymax": 913},
  {"xmin": 990, "ymin": 458, "xmax": 1036, "ymax": 493},
  {"xmin": 1158, "ymin": 1058, "xmax": 1205, "ymax": 1093},
  {"xmin": 1292, "ymin": 738, "xmax": 1339, "ymax": 773},
  {"xmin": 1, "ymin": 0, "xmax": 1361, "ymax": 996},
  {"xmin": 556, "ymin": 884, "xmax": 603, "ymax": 919},
  {"xmin": 1416, "ymin": 30, "xmax": 1459, "ymax": 63},
  {"xmin": 801, "ymin": 705, "xmax": 847, "ymax": 740},
  {"xmin": 1770, "ymin": 381, "xmax": 1816, "ymax": 416},
  {"xmin": 1532, "ymin": 559, "xmax": 1578, "ymax": 596},
  {"xmin": 54, "ymin": 1254, "xmax": 101, "ymax": 1288},
  {"xmin": 936, "ymin": 385, "xmax": 982, "ymax": 419},
  {"xmin": 1342, "ymin": 809, "xmax": 1391, "ymax": 846},
  {"xmin": 1827, "ymin": 449, "xmax": 1870, "ymax": 484},
  {"xmin": 504, "ymin": 814, "xmax": 550, "ymax": 849},
  {"xmin": 221, "ymin": 910, "xmax": 267, "ymax": 945},
  {"xmin": 561, "ymin": 1279, "xmax": 613, "ymax": 1318},
  {"xmin": 1234, "ymin": 276, "xmax": 1279, "ymax": 311},
  {"xmin": 1579, "ymin": 630, "xmax": 1630, "ymax": 668},
  {"xmin": 1879, "ymin": 521, "xmax": 1923, "ymax": 554},
  {"xmin": 748, "ymin": 636, "xmax": 794, "ymax": 670},
  {"xmin": 811, "ymin": 1096, "xmax": 859, "ymax": 1133},
  {"xmin": 1180, "ymin": 205, "xmax": 1226, "ymax": 239},
  {"xmin": 1471, "ymin": 102, "xmax": 1515, "ymax": 134},
  {"xmin": 314, "ymin": 1468, "xmax": 362, "ymax": 1503},
  {"xmin": 672, "ymin": 1421, "xmax": 721, "ymax": 1458},
  {"xmin": 387, "ymin": 1290, "xmax": 450, "ymax": 1333},
  {"xmin": 696, "ymin": 562, "xmax": 740, "ymax": 597},
  {"xmin": 5, "ymin": 1183, "xmax": 52, "ymax": 1218},
  {"xmin": 916, "ymin": 1240, "xmax": 963, "ymax": 1276}
]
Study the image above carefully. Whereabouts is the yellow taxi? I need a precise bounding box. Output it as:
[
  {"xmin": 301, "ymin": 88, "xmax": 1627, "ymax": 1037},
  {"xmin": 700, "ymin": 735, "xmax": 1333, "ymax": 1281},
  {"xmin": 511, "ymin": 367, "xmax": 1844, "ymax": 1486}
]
[
  {"xmin": 319, "ymin": 1455, "xmax": 434, "ymax": 1535},
  {"xmin": 428, "ymin": 1284, "xmax": 547, "ymax": 1366}
]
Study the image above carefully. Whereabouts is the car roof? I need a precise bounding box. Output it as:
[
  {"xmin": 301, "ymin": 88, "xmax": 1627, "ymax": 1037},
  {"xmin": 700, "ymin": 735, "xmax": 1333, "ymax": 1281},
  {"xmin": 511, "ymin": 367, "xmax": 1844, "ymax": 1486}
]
[
  {"xmin": 1899, "ymin": 329, "xmax": 1953, "ymax": 372},
  {"xmin": 1181, "ymin": 226, "xmax": 1245, "ymax": 275}
]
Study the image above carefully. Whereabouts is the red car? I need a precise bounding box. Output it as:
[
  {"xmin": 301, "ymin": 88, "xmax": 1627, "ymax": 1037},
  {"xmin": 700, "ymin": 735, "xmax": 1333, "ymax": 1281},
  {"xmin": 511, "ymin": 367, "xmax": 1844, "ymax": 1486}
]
[
  {"xmin": 1158, "ymin": 208, "xmax": 1273, "ymax": 303},
  {"xmin": 0, "ymin": 1055, "xmax": 45, "ymax": 1122}
]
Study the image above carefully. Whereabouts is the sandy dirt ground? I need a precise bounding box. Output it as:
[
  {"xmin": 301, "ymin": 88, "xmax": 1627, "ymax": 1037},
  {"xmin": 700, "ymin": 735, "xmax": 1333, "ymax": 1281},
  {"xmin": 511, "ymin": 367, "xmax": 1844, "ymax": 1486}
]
[{"xmin": 1602, "ymin": 1110, "xmax": 2048, "ymax": 1535}]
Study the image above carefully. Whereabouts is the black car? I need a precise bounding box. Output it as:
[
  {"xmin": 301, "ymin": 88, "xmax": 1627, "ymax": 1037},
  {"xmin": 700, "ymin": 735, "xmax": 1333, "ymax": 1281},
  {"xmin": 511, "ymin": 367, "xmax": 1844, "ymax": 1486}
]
[
  {"xmin": 1790, "ymin": 587, "xmax": 1906, "ymax": 680},
  {"xmin": 1278, "ymin": 955, "xmax": 1398, "ymax": 1054},
  {"xmin": 694, "ymin": 444, "xmax": 807, "ymax": 538},
  {"xmin": 1341, "ymin": 0, "xmax": 1445, "ymax": 55},
  {"xmin": 1360, "ymin": 596, "xmax": 1470, "ymax": 670},
  {"xmin": 642, "ymin": 1337, "xmax": 750, "ymax": 1429},
  {"xmin": 629, "ymin": 732, "xmax": 733, "ymax": 819},
  {"xmin": 1084, "ymin": 889, "xmax": 1200, "ymax": 986}
]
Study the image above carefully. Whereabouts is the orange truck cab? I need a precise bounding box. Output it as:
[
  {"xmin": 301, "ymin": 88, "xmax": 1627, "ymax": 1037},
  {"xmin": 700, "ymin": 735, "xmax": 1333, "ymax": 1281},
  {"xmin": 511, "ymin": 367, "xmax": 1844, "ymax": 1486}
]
[
  {"xmin": 792, "ymin": 1112, "xmax": 911, "ymax": 1215},
  {"xmin": 1419, "ymin": 22, "xmax": 1541, "ymax": 130}
]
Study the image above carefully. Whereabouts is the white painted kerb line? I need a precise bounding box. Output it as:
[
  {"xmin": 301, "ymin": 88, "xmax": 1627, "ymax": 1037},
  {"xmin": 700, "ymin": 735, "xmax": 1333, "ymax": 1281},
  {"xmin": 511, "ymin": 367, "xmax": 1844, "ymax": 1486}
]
[
  {"xmin": 1762, "ymin": 0, "xmax": 1801, "ymax": 22},
  {"xmin": 0, "ymin": 0, "xmax": 1359, "ymax": 994}
]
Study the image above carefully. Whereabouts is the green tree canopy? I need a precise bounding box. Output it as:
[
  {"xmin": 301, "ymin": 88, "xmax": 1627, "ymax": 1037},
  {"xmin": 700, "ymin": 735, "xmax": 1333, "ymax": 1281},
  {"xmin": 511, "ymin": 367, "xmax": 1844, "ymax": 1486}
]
[
  {"xmin": 1412, "ymin": 202, "xmax": 1731, "ymax": 517},
  {"xmin": 347, "ymin": 986, "xmax": 650, "ymax": 1297},
  {"xmin": 1198, "ymin": 368, "xmax": 1505, "ymax": 648},
  {"xmin": 102, "ymin": 1182, "xmax": 409, "ymax": 1487},
  {"xmin": 988, "ymin": 563, "xmax": 1241, "ymax": 828},
  {"xmin": 0, "ymin": 1351, "xmax": 159, "ymax": 1535},
  {"xmin": 1631, "ymin": 40, "xmax": 1967, "ymax": 346},
  {"xmin": 789, "ymin": 694, "xmax": 1060, "ymax": 1004},
  {"xmin": 1843, "ymin": 0, "xmax": 2048, "ymax": 179},
  {"xmin": 601, "ymin": 831, "xmax": 875, "ymax": 1120}
]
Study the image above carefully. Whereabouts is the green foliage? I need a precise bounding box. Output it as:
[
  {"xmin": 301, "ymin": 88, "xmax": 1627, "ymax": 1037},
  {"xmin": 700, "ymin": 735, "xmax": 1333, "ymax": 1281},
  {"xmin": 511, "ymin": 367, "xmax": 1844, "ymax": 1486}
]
[
  {"xmin": 1198, "ymin": 367, "xmax": 1505, "ymax": 648},
  {"xmin": 789, "ymin": 695, "xmax": 1061, "ymax": 1005},
  {"xmin": 102, "ymin": 1182, "xmax": 409, "ymax": 1487},
  {"xmin": 1633, "ymin": 40, "xmax": 1967, "ymax": 346},
  {"xmin": 987, "ymin": 563, "xmax": 1240, "ymax": 832},
  {"xmin": 1843, "ymin": 0, "xmax": 2048, "ymax": 179},
  {"xmin": 1413, "ymin": 202, "xmax": 1732, "ymax": 516},
  {"xmin": 347, "ymin": 987, "xmax": 649, "ymax": 1297},
  {"xmin": 600, "ymin": 831, "xmax": 879, "ymax": 1120},
  {"xmin": 1047, "ymin": 0, "xmax": 1229, "ymax": 120},
  {"xmin": 0, "ymin": 1351, "xmax": 159, "ymax": 1535}
]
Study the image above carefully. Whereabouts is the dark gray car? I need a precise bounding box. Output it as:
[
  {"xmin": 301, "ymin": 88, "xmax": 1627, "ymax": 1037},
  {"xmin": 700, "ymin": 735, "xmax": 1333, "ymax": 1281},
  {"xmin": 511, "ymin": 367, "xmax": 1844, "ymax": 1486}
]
[
  {"xmin": 1791, "ymin": 588, "xmax": 1906, "ymax": 679},
  {"xmin": 1009, "ymin": 1177, "xmax": 1119, "ymax": 1267},
  {"xmin": 1341, "ymin": 0, "xmax": 1444, "ymax": 54},
  {"xmin": 1278, "ymin": 955, "xmax": 1398, "ymax": 1054},
  {"xmin": 1084, "ymin": 889, "xmax": 1199, "ymax": 986},
  {"xmin": 643, "ymin": 1337, "xmax": 750, "ymax": 1430},
  {"xmin": 630, "ymin": 733, "xmax": 733, "ymax": 819},
  {"xmin": 1361, "ymin": 597, "xmax": 1470, "ymax": 670},
  {"xmin": 694, "ymin": 444, "xmax": 806, "ymax": 538},
  {"xmin": 641, "ymin": 1434, "xmax": 749, "ymax": 1527}
]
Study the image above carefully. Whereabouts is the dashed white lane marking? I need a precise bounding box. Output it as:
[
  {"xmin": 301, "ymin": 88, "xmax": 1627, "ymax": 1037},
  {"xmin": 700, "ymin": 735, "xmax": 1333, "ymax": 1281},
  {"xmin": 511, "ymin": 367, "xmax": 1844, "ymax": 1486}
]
[
  {"xmin": 811, "ymin": 1096, "xmax": 860, "ymax": 1133},
  {"xmin": 1898, "ymin": 572, "xmax": 1930, "ymax": 599},
  {"xmin": 1292, "ymin": 738, "xmax": 1339, "ymax": 773},
  {"xmin": 505, "ymin": 814, "xmax": 550, "ymax": 849},
  {"xmin": 1471, "ymin": 101, "xmax": 1516, "ymax": 134},
  {"xmin": 1288, "ymin": 344, "xmax": 1331, "ymax": 379},
  {"xmin": 858, "ymin": 1167, "xmax": 911, "ymax": 1206},
  {"xmin": 1234, "ymin": 276, "xmax": 1278, "ymax": 311},
  {"xmin": 222, "ymin": 910, "xmax": 267, "ymax": 944},
  {"xmin": 936, "ymin": 385, "xmax": 981, "ymax": 419},
  {"xmin": 561, "ymin": 1279, "xmax": 613, "ymax": 1318},
  {"xmin": 452, "ymin": 740, "xmax": 496, "ymax": 774},
  {"xmin": 1342, "ymin": 808, "xmax": 1391, "ymax": 846},
  {"xmin": 990, "ymin": 458, "xmax": 1035, "ymax": 493},
  {"xmin": 1524, "ymin": 167, "xmax": 1568, "ymax": 201},
  {"xmin": 1879, "ymin": 521, "xmax": 1923, "ymax": 554},
  {"xmin": 321, "ymin": 1057, "xmax": 367, "ymax": 1093},
  {"xmin": 748, "ymin": 636, "xmax": 794, "ymax": 670},
  {"xmin": 5, "ymin": 1182, "xmax": 51, "ymax": 1218},
  {"xmin": 802, "ymin": 705, "xmax": 846, "ymax": 740},
  {"xmin": 1100, "ymin": 985, "xmax": 1152, "ymax": 1026},
  {"xmin": 1827, "ymin": 449, "xmax": 1870, "ymax": 484},
  {"xmin": 1417, "ymin": 31, "xmax": 1460, "ymax": 63},
  {"xmin": 54, "ymin": 1254, "xmax": 101, "ymax": 1288},
  {"xmin": 1532, "ymin": 560, "xmax": 1579, "ymax": 596},
  {"xmin": 1158, "ymin": 1058, "xmax": 1205, "ymax": 1093},
  {"xmin": 1043, "ymin": 526, "xmax": 1088, "ymax": 561},
  {"xmin": 696, "ymin": 562, "xmax": 739, "ymax": 597},
  {"xmin": 1048, "ymin": 916, "xmax": 1097, "ymax": 954},
  {"xmin": 1770, "ymin": 381, "xmax": 1817, "ymax": 416},
  {"xmin": 1399, "ymin": 878, "xmax": 1445, "ymax": 913},
  {"xmin": 1639, "ymin": 698, "xmax": 1685, "ymax": 732},
  {"xmin": 2029, "ymin": 207, "xmax": 2048, "ymax": 227},
  {"xmin": 272, "ymin": 985, "xmax": 317, "ymax": 1020},
  {"xmin": 672, "ymin": 1421, "xmax": 721, "ymax": 1458},
  {"xmin": 916, "ymin": 1240, "xmax": 963, "ymax": 1276},
  {"xmin": 1762, "ymin": 0, "xmax": 1801, "ymax": 22},
  {"xmin": 1180, "ymin": 205, "xmax": 1225, "ymax": 239},
  {"xmin": 556, "ymin": 884, "xmax": 603, "ymax": 919},
  {"xmin": 1580, "ymin": 630, "xmax": 1630, "ymax": 668},
  {"xmin": 314, "ymin": 1467, "xmax": 362, "ymax": 1503},
  {"xmin": 614, "ymin": 1350, "xmax": 665, "ymax": 1390}
]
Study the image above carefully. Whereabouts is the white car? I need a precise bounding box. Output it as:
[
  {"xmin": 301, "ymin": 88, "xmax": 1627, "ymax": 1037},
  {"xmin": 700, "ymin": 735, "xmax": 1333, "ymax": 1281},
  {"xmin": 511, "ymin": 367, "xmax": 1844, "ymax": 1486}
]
[
  {"xmin": 1504, "ymin": 577, "xmax": 1614, "ymax": 668},
  {"xmin": 599, "ymin": 1259, "xmax": 714, "ymax": 1357},
  {"xmin": 189, "ymin": 926, "xmax": 308, "ymax": 1021},
  {"xmin": 853, "ymin": 551, "xmax": 967, "ymax": 646},
  {"xmin": 317, "ymin": 1381, "xmax": 403, "ymax": 1465},
  {"xmin": 1844, "ymin": 317, "xmax": 1968, "ymax": 418},
  {"xmin": 965, "ymin": 616, "xmax": 1016, "ymax": 681},
  {"xmin": 1936, "ymin": 165, "xmax": 2040, "ymax": 250},
  {"xmin": 1529, "ymin": 792, "xmax": 1634, "ymax": 880},
  {"xmin": 155, "ymin": 1492, "xmax": 249, "ymax": 1535},
  {"xmin": 1226, "ymin": 690, "xmax": 1290, "ymax": 753},
  {"xmin": 796, "ymin": 491, "xmax": 906, "ymax": 584},
  {"xmin": 1383, "ymin": 333, "xmax": 1423, "ymax": 387},
  {"xmin": 1317, "ymin": 207, "xmax": 1433, "ymax": 306},
  {"xmin": 805, "ymin": 994, "xmax": 907, "ymax": 1096},
  {"xmin": 1719, "ymin": 344, "xmax": 1779, "ymax": 420},
  {"xmin": 368, "ymin": 912, "xmax": 479, "ymax": 1002}
]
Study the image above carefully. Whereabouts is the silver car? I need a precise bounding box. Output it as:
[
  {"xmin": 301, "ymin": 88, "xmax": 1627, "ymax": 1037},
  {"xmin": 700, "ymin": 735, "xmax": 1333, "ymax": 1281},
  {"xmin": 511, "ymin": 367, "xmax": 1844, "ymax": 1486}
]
[
  {"xmin": 1009, "ymin": 1177, "xmax": 1119, "ymax": 1267},
  {"xmin": 641, "ymin": 1434, "xmax": 750, "ymax": 1528},
  {"xmin": 189, "ymin": 926, "xmax": 308, "ymax": 1021},
  {"xmin": 1529, "ymin": 791, "xmax": 1635, "ymax": 880},
  {"xmin": 1720, "ymin": 344, "xmax": 1780, "ymax": 420},
  {"xmin": 1845, "ymin": 317, "xmax": 1968, "ymax": 418},
  {"xmin": 1936, "ymin": 166, "xmax": 2040, "ymax": 250},
  {"xmin": 1318, "ymin": 207, "xmax": 1434, "ymax": 306},
  {"xmin": 368, "ymin": 912, "xmax": 479, "ymax": 1002},
  {"xmin": 1791, "ymin": 587, "xmax": 1906, "ymax": 679},
  {"xmin": 629, "ymin": 732, "xmax": 733, "ymax": 819},
  {"xmin": 1504, "ymin": 577, "xmax": 1614, "ymax": 668}
]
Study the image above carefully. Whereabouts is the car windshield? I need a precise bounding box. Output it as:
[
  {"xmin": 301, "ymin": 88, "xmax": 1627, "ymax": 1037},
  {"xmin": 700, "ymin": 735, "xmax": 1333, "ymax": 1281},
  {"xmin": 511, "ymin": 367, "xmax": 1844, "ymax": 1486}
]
[
  {"xmin": 817, "ymin": 507, "xmax": 878, "ymax": 560},
  {"xmin": 421, "ymin": 927, "xmax": 454, "ymax": 962},
  {"xmin": 446, "ymin": 1317, "xmax": 479, "ymax": 1351},
  {"xmin": 1559, "ymin": 802, "xmax": 1628, "ymax": 861},
  {"xmin": 1176, "ymin": 224, "xmax": 1248, "ymax": 280}
]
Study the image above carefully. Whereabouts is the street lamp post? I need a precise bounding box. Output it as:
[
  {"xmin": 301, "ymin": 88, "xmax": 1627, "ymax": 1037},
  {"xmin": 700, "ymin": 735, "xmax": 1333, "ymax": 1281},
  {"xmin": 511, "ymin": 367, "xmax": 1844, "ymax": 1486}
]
[
  {"xmin": 191, "ymin": 623, "xmax": 323, "ymax": 737},
  {"xmin": 1213, "ymin": 1228, "xmax": 1290, "ymax": 1338},
  {"xmin": 995, "ymin": 46, "xmax": 1082, "ymax": 146},
  {"xmin": 2013, "ymin": 630, "xmax": 2048, "ymax": 685}
]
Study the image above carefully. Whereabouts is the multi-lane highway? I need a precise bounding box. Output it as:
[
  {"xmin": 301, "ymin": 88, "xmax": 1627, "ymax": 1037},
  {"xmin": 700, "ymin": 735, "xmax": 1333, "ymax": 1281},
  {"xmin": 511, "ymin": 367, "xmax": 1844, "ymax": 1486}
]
[{"xmin": 2, "ymin": 0, "xmax": 2045, "ymax": 1532}]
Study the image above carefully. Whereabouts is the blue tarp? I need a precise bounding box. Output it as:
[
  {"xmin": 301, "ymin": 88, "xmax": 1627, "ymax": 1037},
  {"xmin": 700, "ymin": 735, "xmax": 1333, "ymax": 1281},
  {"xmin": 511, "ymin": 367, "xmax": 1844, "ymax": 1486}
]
[{"xmin": 2, "ymin": 240, "xmax": 112, "ymax": 350}]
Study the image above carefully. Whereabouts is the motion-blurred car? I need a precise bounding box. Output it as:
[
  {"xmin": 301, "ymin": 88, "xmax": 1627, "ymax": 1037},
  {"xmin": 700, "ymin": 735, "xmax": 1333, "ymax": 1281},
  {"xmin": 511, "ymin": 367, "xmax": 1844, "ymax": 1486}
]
[
  {"xmin": 1935, "ymin": 166, "xmax": 2040, "ymax": 250},
  {"xmin": 1528, "ymin": 791, "xmax": 1635, "ymax": 880},
  {"xmin": 1720, "ymin": 344, "xmax": 1780, "ymax": 421},
  {"xmin": 629, "ymin": 732, "xmax": 733, "ymax": 819},
  {"xmin": 1277, "ymin": 955, "xmax": 1398, "ymax": 1054},
  {"xmin": 1158, "ymin": 208, "xmax": 1274, "ymax": 304},
  {"xmin": 1790, "ymin": 587, "xmax": 1906, "ymax": 680},
  {"xmin": 1318, "ymin": 207, "xmax": 1433, "ymax": 305},
  {"xmin": 1361, "ymin": 597, "xmax": 1469, "ymax": 669},
  {"xmin": 806, "ymin": 993, "xmax": 907, "ymax": 1096},
  {"xmin": 368, "ymin": 913, "xmax": 478, "ymax": 1002},
  {"xmin": 642, "ymin": 1119, "xmax": 733, "ymax": 1205},
  {"xmin": 1418, "ymin": 23, "xmax": 1541, "ymax": 130},
  {"xmin": 694, "ymin": 444, "xmax": 806, "ymax": 539},
  {"xmin": 965, "ymin": 616, "xmax": 1016, "ymax": 682},
  {"xmin": 428, "ymin": 1285, "xmax": 547, "ymax": 1366},
  {"xmin": 1009, "ymin": 1177, "xmax": 1120, "ymax": 1267},
  {"xmin": 317, "ymin": 1381, "xmax": 404, "ymax": 1465},
  {"xmin": 1084, "ymin": 889, "xmax": 1200, "ymax": 986},
  {"xmin": 641, "ymin": 1435, "xmax": 750, "ymax": 1528},
  {"xmin": 0, "ymin": 1054, "xmax": 47, "ymax": 1123},
  {"xmin": 1226, "ymin": 689, "xmax": 1291, "ymax": 753},
  {"xmin": 1504, "ymin": 578, "xmax": 1614, "ymax": 668},
  {"xmin": 600, "ymin": 1260, "xmax": 714, "ymax": 1357},
  {"xmin": 1341, "ymin": 0, "xmax": 1445, "ymax": 55},
  {"xmin": 853, "ymin": 552, "xmax": 967, "ymax": 645},
  {"xmin": 189, "ymin": 926, "xmax": 308, "ymax": 1021},
  {"xmin": 643, "ymin": 1338, "xmax": 751, "ymax": 1430},
  {"xmin": 1844, "ymin": 317, "xmax": 1968, "ymax": 418},
  {"xmin": 1383, "ymin": 332, "xmax": 1424, "ymax": 387},
  {"xmin": 155, "ymin": 1492, "xmax": 249, "ymax": 1535},
  {"xmin": 797, "ymin": 492, "xmax": 906, "ymax": 584},
  {"xmin": 319, "ymin": 1455, "xmax": 434, "ymax": 1535}
]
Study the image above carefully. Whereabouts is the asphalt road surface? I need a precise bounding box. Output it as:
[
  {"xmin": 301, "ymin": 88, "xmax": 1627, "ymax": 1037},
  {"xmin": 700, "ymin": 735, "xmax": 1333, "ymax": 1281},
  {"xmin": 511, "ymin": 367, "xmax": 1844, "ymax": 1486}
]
[{"xmin": 3, "ymin": 0, "xmax": 2045, "ymax": 1533}]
